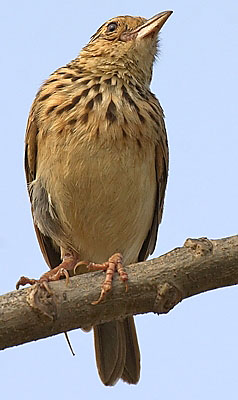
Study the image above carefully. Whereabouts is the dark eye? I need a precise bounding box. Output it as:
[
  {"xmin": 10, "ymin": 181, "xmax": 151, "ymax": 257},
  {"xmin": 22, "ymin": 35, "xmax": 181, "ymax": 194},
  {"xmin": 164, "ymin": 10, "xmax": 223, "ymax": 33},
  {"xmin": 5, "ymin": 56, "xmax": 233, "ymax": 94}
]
[{"xmin": 106, "ymin": 22, "xmax": 118, "ymax": 33}]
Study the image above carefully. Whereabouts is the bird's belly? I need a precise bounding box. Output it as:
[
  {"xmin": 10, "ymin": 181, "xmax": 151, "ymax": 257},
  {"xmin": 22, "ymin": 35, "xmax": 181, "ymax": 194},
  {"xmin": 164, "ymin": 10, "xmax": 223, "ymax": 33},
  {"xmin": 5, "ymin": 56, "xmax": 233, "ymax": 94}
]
[{"xmin": 40, "ymin": 140, "xmax": 156, "ymax": 265}]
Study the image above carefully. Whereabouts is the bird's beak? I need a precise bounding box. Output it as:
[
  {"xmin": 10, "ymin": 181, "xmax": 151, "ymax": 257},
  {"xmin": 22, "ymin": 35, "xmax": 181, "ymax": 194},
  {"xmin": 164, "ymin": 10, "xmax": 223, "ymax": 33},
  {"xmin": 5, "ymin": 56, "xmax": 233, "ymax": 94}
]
[
  {"xmin": 136, "ymin": 11, "xmax": 173, "ymax": 39},
  {"xmin": 121, "ymin": 11, "xmax": 173, "ymax": 42}
]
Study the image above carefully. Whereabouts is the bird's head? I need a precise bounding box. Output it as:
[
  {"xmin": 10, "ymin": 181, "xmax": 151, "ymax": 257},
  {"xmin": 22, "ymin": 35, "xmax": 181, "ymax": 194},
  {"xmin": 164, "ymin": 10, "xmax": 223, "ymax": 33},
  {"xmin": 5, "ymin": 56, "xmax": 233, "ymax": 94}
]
[{"xmin": 79, "ymin": 11, "xmax": 173, "ymax": 85}]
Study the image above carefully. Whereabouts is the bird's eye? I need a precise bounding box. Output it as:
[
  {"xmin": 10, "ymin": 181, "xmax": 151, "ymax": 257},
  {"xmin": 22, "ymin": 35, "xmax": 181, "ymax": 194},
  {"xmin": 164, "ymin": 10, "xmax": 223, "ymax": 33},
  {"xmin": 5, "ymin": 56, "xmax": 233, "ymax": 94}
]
[{"xmin": 106, "ymin": 22, "xmax": 118, "ymax": 33}]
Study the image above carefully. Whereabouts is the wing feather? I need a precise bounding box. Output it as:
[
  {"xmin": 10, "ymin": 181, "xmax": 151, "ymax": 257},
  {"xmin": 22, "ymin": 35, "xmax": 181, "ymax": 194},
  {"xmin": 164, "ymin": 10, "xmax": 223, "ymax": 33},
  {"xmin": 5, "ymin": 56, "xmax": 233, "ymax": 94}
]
[
  {"xmin": 24, "ymin": 106, "xmax": 61, "ymax": 269},
  {"xmin": 138, "ymin": 117, "xmax": 168, "ymax": 261}
]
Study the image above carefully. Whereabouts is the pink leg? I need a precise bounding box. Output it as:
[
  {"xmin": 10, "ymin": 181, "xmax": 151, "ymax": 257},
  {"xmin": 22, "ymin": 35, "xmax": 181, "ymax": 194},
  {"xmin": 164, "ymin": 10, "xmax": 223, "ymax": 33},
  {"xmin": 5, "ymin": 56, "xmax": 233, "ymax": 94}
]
[
  {"xmin": 16, "ymin": 253, "xmax": 82, "ymax": 291},
  {"xmin": 88, "ymin": 253, "xmax": 128, "ymax": 305}
]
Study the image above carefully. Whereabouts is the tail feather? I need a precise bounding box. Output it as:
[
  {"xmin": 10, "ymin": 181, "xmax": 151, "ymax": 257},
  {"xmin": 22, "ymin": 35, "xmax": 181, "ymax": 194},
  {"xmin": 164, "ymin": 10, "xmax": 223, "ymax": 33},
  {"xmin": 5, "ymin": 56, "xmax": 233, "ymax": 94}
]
[
  {"xmin": 93, "ymin": 316, "xmax": 140, "ymax": 386},
  {"xmin": 121, "ymin": 316, "xmax": 140, "ymax": 384}
]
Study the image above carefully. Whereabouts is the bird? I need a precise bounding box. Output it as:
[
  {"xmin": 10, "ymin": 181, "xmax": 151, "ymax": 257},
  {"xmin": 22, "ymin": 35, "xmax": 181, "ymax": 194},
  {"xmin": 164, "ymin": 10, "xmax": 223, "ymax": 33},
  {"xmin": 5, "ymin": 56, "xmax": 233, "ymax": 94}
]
[{"xmin": 17, "ymin": 11, "xmax": 172, "ymax": 386}]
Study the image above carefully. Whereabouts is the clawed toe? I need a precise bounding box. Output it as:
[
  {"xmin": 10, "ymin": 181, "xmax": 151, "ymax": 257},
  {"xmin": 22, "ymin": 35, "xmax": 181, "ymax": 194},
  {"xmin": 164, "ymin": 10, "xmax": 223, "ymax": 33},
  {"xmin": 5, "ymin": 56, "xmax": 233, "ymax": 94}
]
[
  {"xmin": 16, "ymin": 276, "xmax": 38, "ymax": 290},
  {"xmin": 16, "ymin": 252, "xmax": 129, "ymax": 308},
  {"xmin": 15, "ymin": 255, "xmax": 82, "ymax": 318},
  {"xmin": 16, "ymin": 253, "xmax": 83, "ymax": 291},
  {"xmin": 16, "ymin": 266, "xmax": 70, "ymax": 291},
  {"xmin": 89, "ymin": 253, "xmax": 128, "ymax": 305}
]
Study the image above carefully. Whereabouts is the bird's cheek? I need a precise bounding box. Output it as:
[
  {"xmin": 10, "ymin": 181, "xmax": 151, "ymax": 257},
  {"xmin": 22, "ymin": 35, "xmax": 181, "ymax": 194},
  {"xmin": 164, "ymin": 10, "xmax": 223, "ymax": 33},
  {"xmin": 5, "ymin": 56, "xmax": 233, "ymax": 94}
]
[{"xmin": 120, "ymin": 31, "xmax": 137, "ymax": 42}]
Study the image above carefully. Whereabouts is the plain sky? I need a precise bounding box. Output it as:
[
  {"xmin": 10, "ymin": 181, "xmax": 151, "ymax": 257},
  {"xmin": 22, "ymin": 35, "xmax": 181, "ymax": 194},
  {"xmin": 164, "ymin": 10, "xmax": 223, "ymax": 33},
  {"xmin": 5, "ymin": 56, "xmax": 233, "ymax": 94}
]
[{"xmin": 1, "ymin": 1, "xmax": 238, "ymax": 399}]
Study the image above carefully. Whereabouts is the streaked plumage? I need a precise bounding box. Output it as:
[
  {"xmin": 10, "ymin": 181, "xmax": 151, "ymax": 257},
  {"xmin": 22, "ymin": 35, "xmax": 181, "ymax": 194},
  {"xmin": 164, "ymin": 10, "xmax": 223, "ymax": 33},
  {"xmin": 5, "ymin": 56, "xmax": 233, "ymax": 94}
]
[{"xmin": 20, "ymin": 11, "xmax": 172, "ymax": 385}]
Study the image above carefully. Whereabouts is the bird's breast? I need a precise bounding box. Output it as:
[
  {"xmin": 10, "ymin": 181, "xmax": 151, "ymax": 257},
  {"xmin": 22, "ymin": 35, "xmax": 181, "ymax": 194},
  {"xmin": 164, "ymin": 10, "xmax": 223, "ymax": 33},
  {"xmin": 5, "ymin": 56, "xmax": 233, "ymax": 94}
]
[
  {"xmin": 37, "ymin": 132, "xmax": 156, "ymax": 264},
  {"xmin": 35, "ymin": 77, "xmax": 161, "ymax": 263}
]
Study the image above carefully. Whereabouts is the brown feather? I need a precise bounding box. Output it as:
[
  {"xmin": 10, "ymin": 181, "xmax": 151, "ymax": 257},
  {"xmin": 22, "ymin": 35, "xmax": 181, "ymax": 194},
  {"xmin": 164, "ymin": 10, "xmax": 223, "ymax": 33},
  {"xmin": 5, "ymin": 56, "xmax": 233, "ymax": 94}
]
[{"xmin": 23, "ymin": 12, "xmax": 172, "ymax": 385}]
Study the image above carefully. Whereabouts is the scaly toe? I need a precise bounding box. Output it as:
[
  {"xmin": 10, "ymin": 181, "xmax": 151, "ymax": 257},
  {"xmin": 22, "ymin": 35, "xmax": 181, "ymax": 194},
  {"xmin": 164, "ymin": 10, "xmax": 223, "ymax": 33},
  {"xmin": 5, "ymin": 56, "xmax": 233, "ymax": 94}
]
[{"xmin": 16, "ymin": 276, "xmax": 37, "ymax": 290}]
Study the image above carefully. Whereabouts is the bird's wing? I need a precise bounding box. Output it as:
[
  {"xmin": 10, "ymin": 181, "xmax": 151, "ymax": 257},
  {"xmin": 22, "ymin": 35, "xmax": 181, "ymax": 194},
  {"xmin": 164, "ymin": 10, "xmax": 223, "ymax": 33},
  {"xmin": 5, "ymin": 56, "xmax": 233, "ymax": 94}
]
[
  {"xmin": 25, "ymin": 106, "xmax": 61, "ymax": 269},
  {"xmin": 138, "ymin": 118, "xmax": 169, "ymax": 261}
]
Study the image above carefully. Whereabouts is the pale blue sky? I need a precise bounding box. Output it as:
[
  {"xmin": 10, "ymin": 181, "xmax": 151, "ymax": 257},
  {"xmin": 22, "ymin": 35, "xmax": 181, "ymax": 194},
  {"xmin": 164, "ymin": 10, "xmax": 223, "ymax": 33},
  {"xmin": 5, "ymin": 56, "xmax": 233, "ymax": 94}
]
[{"xmin": 1, "ymin": 1, "xmax": 238, "ymax": 399}]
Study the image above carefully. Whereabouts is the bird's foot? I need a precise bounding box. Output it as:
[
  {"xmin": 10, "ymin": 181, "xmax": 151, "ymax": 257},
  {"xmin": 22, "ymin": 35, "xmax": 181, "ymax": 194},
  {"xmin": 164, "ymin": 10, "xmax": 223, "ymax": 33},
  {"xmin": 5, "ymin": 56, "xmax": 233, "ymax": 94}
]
[
  {"xmin": 16, "ymin": 254, "xmax": 86, "ymax": 319},
  {"xmin": 16, "ymin": 253, "xmax": 83, "ymax": 291},
  {"xmin": 88, "ymin": 253, "xmax": 128, "ymax": 305}
]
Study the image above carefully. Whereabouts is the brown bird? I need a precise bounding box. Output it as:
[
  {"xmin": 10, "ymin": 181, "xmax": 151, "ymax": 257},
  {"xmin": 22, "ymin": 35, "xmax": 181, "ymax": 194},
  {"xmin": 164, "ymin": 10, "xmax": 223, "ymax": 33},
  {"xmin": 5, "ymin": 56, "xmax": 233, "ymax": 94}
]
[{"xmin": 17, "ymin": 11, "xmax": 172, "ymax": 385}]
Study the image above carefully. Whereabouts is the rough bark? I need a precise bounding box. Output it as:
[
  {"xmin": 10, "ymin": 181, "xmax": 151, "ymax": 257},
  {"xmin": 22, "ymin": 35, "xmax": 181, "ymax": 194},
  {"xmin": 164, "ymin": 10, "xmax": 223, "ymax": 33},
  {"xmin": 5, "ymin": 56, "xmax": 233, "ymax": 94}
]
[{"xmin": 0, "ymin": 235, "xmax": 237, "ymax": 351}]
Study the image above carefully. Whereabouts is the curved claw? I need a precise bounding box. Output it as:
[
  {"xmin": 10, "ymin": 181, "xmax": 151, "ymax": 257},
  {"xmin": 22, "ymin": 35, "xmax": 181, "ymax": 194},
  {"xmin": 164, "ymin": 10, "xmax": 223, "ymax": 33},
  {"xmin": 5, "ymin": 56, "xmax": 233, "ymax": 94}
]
[
  {"xmin": 89, "ymin": 253, "xmax": 128, "ymax": 305},
  {"xmin": 91, "ymin": 289, "xmax": 106, "ymax": 305},
  {"xmin": 74, "ymin": 260, "xmax": 90, "ymax": 275},
  {"xmin": 63, "ymin": 268, "xmax": 70, "ymax": 286},
  {"xmin": 41, "ymin": 280, "xmax": 53, "ymax": 295},
  {"xmin": 16, "ymin": 253, "xmax": 82, "ymax": 291}
]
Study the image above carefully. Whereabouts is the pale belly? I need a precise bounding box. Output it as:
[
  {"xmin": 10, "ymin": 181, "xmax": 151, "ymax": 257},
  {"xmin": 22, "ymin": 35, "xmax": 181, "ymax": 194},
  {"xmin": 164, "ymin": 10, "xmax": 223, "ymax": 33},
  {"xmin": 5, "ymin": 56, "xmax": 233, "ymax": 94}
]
[{"xmin": 38, "ymin": 139, "xmax": 157, "ymax": 265}]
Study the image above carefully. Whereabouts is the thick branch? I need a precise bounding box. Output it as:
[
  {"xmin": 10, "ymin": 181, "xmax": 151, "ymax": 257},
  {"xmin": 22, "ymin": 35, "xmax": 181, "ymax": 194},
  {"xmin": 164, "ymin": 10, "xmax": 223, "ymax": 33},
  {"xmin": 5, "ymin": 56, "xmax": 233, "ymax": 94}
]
[{"xmin": 0, "ymin": 235, "xmax": 237, "ymax": 350}]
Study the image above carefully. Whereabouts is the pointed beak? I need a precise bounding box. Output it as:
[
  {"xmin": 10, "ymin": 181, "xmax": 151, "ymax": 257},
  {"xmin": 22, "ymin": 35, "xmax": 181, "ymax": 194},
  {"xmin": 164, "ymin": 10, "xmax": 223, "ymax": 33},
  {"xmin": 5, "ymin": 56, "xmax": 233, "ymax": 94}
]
[
  {"xmin": 136, "ymin": 11, "xmax": 173, "ymax": 39},
  {"xmin": 120, "ymin": 11, "xmax": 173, "ymax": 42}
]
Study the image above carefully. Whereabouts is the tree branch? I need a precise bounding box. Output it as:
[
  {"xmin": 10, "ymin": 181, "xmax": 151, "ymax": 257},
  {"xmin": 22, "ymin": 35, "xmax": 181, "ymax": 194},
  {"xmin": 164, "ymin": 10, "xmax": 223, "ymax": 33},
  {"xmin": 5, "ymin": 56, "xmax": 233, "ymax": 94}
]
[{"xmin": 1, "ymin": 235, "xmax": 237, "ymax": 351}]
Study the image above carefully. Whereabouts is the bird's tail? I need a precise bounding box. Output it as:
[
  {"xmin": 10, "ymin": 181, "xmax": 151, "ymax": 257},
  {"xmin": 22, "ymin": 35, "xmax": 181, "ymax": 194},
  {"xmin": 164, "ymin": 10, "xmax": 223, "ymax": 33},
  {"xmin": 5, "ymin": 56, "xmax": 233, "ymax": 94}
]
[{"xmin": 93, "ymin": 316, "xmax": 140, "ymax": 386}]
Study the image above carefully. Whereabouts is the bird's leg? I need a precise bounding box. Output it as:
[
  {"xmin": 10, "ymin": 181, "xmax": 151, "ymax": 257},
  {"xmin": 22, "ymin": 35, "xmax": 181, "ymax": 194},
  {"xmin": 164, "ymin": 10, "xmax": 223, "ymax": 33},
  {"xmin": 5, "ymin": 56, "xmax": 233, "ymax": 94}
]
[
  {"xmin": 88, "ymin": 253, "xmax": 128, "ymax": 305},
  {"xmin": 16, "ymin": 252, "xmax": 88, "ymax": 348},
  {"xmin": 16, "ymin": 252, "xmax": 84, "ymax": 291}
]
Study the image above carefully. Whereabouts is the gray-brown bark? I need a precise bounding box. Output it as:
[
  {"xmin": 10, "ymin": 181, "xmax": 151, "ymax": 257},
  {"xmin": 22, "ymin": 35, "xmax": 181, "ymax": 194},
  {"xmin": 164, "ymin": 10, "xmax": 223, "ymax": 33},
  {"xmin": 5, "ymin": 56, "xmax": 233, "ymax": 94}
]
[{"xmin": 0, "ymin": 235, "xmax": 237, "ymax": 351}]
